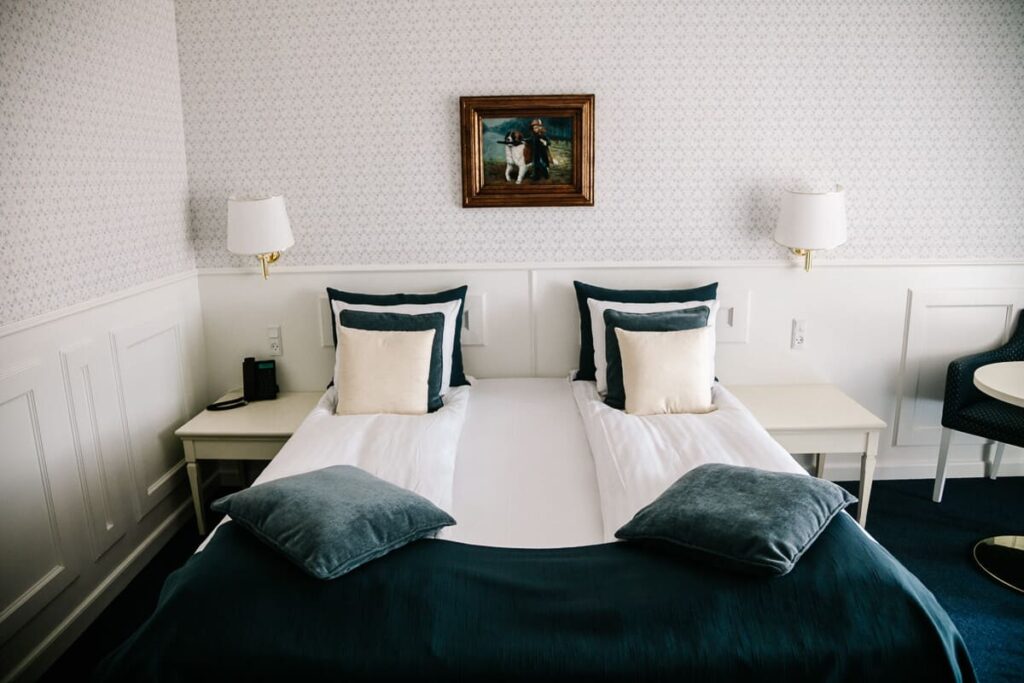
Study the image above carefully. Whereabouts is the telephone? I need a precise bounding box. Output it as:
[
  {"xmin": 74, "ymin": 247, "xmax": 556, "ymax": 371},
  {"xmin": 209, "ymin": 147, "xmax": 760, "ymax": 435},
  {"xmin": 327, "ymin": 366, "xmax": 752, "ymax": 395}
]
[{"xmin": 206, "ymin": 357, "xmax": 278, "ymax": 411}]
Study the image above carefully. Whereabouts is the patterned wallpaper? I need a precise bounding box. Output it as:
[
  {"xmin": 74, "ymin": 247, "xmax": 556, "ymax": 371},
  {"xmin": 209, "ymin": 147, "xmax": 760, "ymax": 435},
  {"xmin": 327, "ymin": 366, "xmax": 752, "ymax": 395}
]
[
  {"xmin": 0, "ymin": 0, "xmax": 192, "ymax": 326},
  {"xmin": 175, "ymin": 0, "xmax": 1024, "ymax": 268},
  {"xmin": 3, "ymin": 1, "xmax": 1022, "ymax": 326}
]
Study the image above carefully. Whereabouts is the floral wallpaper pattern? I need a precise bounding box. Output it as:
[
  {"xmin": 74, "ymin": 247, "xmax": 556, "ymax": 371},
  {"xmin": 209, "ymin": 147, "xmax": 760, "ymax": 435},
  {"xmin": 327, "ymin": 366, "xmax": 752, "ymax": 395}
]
[
  {"xmin": 1, "ymin": 0, "xmax": 192, "ymax": 326},
  {"xmin": 175, "ymin": 0, "xmax": 1024, "ymax": 268},
  {"xmin": 2, "ymin": 1, "xmax": 1022, "ymax": 326}
]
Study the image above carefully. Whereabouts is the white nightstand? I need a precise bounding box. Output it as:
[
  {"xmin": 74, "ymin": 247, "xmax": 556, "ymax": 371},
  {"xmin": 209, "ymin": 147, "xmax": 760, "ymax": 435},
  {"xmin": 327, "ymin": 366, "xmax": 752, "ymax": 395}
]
[
  {"xmin": 727, "ymin": 384, "xmax": 887, "ymax": 527},
  {"xmin": 175, "ymin": 391, "xmax": 322, "ymax": 534}
]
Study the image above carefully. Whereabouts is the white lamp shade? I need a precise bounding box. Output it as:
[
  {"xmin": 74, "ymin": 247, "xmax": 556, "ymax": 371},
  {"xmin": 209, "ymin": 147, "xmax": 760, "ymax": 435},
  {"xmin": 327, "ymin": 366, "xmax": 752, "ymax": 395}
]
[
  {"xmin": 774, "ymin": 185, "xmax": 847, "ymax": 250},
  {"xmin": 227, "ymin": 195, "xmax": 294, "ymax": 255}
]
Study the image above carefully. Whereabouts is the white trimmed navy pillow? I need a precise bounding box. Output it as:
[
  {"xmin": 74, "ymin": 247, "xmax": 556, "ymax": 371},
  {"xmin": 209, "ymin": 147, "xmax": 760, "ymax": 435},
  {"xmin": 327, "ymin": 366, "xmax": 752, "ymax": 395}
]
[
  {"xmin": 329, "ymin": 298, "xmax": 462, "ymax": 395},
  {"xmin": 586, "ymin": 298, "xmax": 720, "ymax": 395}
]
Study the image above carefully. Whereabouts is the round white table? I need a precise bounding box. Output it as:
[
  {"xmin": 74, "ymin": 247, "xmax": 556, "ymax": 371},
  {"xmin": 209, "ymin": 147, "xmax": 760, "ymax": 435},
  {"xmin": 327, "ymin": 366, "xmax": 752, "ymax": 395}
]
[
  {"xmin": 975, "ymin": 361, "xmax": 1024, "ymax": 409},
  {"xmin": 971, "ymin": 361, "xmax": 1024, "ymax": 594}
]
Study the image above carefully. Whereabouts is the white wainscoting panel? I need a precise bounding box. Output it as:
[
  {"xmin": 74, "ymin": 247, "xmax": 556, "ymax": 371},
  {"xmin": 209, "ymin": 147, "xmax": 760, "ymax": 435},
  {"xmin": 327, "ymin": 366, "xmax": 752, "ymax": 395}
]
[
  {"xmin": 111, "ymin": 320, "xmax": 190, "ymax": 521},
  {"xmin": 0, "ymin": 273, "xmax": 205, "ymax": 682},
  {"xmin": 198, "ymin": 269, "xmax": 532, "ymax": 395},
  {"xmin": 60, "ymin": 340, "xmax": 127, "ymax": 560},
  {"xmin": 0, "ymin": 362, "xmax": 76, "ymax": 647},
  {"xmin": 894, "ymin": 288, "xmax": 1024, "ymax": 447},
  {"xmin": 198, "ymin": 262, "xmax": 1024, "ymax": 486}
]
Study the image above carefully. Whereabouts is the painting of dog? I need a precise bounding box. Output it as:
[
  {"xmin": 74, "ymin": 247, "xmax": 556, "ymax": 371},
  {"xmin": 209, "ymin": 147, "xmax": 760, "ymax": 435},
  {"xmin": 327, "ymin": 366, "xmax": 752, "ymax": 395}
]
[
  {"xmin": 460, "ymin": 94, "xmax": 594, "ymax": 207},
  {"xmin": 481, "ymin": 116, "xmax": 573, "ymax": 186}
]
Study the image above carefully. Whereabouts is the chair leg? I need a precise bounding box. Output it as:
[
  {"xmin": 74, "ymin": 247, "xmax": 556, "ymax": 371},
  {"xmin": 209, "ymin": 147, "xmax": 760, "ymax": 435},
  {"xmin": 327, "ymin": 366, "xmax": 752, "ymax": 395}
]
[
  {"xmin": 933, "ymin": 427, "xmax": 953, "ymax": 503},
  {"xmin": 990, "ymin": 442, "xmax": 1006, "ymax": 480}
]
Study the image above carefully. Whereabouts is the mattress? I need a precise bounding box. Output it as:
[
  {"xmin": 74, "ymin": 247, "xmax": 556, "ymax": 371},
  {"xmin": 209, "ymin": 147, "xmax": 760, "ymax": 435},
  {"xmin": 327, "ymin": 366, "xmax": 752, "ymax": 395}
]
[{"xmin": 449, "ymin": 377, "xmax": 604, "ymax": 548}]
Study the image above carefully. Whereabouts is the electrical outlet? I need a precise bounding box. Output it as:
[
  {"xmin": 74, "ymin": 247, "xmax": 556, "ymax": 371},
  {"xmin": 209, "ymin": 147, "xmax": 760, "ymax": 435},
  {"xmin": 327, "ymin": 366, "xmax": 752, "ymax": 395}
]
[
  {"xmin": 791, "ymin": 319, "xmax": 807, "ymax": 350},
  {"xmin": 268, "ymin": 325, "xmax": 283, "ymax": 356}
]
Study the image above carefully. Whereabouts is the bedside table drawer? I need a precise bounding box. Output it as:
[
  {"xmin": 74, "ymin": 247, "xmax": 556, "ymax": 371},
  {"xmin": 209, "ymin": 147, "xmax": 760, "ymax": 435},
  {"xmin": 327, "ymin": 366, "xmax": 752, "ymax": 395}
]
[
  {"xmin": 768, "ymin": 429, "xmax": 874, "ymax": 455},
  {"xmin": 187, "ymin": 438, "xmax": 288, "ymax": 462}
]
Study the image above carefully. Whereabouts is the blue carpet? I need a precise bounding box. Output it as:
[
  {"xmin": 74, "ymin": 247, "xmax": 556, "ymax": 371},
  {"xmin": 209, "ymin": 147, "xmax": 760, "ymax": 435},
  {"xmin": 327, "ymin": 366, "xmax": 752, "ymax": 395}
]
[
  {"xmin": 849, "ymin": 477, "xmax": 1024, "ymax": 683},
  {"xmin": 42, "ymin": 478, "xmax": 1024, "ymax": 682}
]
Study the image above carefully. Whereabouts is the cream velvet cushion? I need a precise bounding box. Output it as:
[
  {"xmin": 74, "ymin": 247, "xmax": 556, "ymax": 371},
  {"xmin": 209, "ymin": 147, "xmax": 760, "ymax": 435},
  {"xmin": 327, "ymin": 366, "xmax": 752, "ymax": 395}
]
[
  {"xmin": 335, "ymin": 327, "xmax": 434, "ymax": 415},
  {"xmin": 616, "ymin": 327, "xmax": 716, "ymax": 415}
]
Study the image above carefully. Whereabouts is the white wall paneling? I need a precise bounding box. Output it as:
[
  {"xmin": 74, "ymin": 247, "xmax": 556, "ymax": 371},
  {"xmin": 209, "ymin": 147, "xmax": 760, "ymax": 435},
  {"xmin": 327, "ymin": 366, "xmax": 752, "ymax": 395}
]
[
  {"xmin": 198, "ymin": 261, "xmax": 1024, "ymax": 486},
  {"xmin": 111, "ymin": 320, "xmax": 192, "ymax": 521},
  {"xmin": 0, "ymin": 275, "xmax": 205, "ymax": 682},
  {"xmin": 200, "ymin": 268, "xmax": 534, "ymax": 396},
  {"xmin": 894, "ymin": 288, "xmax": 1024, "ymax": 448},
  {"xmin": 59, "ymin": 341, "xmax": 128, "ymax": 561},
  {"xmin": 0, "ymin": 362, "xmax": 77, "ymax": 648}
]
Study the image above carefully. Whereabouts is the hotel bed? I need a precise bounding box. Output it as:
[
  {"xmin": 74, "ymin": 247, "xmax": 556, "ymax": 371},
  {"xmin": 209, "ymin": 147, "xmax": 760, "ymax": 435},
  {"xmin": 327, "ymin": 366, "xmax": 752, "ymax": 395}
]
[{"xmin": 96, "ymin": 378, "xmax": 974, "ymax": 682}]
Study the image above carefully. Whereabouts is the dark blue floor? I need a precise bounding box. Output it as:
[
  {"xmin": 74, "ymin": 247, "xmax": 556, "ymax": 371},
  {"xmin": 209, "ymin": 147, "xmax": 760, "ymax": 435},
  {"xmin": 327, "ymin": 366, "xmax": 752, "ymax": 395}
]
[
  {"xmin": 43, "ymin": 478, "xmax": 1024, "ymax": 682},
  {"xmin": 849, "ymin": 477, "xmax": 1024, "ymax": 683}
]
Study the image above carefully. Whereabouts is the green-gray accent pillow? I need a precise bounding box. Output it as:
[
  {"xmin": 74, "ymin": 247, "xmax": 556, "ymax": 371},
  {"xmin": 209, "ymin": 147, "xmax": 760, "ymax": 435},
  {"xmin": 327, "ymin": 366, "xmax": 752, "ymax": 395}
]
[
  {"xmin": 211, "ymin": 465, "xmax": 456, "ymax": 580},
  {"xmin": 573, "ymin": 280, "xmax": 718, "ymax": 381},
  {"xmin": 339, "ymin": 309, "xmax": 445, "ymax": 412},
  {"xmin": 615, "ymin": 463, "xmax": 857, "ymax": 576},
  {"xmin": 603, "ymin": 306, "xmax": 711, "ymax": 410}
]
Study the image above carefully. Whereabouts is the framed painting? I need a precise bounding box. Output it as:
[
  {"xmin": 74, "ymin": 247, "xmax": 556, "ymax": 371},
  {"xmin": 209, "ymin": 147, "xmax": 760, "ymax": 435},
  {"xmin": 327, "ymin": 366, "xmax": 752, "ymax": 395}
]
[{"xmin": 460, "ymin": 94, "xmax": 594, "ymax": 208}]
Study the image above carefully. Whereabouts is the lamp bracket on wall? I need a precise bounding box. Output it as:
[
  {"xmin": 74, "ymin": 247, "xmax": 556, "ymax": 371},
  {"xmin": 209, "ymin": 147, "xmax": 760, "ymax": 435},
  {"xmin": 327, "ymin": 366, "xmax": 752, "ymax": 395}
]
[
  {"xmin": 791, "ymin": 248, "xmax": 813, "ymax": 272},
  {"xmin": 257, "ymin": 251, "xmax": 281, "ymax": 279}
]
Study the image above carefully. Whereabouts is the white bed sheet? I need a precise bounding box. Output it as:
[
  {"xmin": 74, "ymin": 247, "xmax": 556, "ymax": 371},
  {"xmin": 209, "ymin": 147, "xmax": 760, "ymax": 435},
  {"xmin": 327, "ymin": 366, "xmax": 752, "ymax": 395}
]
[
  {"xmin": 572, "ymin": 380, "xmax": 807, "ymax": 541},
  {"xmin": 200, "ymin": 384, "xmax": 470, "ymax": 548},
  {"xmin": 448, "ymin": 378, "xmax": 604, "ymax": 548}
]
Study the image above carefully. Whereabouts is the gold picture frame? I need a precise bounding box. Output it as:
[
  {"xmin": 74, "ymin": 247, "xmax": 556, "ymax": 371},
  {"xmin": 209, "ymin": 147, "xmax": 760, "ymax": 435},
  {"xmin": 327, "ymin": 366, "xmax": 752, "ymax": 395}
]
[{"xmin": 460, "ymin": 94, "xmax": 594, "ymax": 208}]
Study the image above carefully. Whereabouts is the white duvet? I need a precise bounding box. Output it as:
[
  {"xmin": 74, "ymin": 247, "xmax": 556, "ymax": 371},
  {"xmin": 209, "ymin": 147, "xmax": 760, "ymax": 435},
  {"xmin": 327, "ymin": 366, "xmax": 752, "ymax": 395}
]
[
  {"xmin": 572, "ymin": 380, "xmax": 807, "ymax": 541},
  {"xmin": 201, "ymin": 384, "xmax": 470, "ymax": 548}
]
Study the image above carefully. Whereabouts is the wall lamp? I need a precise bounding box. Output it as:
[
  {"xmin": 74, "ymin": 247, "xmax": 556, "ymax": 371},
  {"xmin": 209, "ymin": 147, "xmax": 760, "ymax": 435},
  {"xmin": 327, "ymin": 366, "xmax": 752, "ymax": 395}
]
[
  {"xmin": 227, "ymin": 195, "xmax": 294, "ymax": 279},
  {"xmin": 774, "ymin": 185, "xmax": 847, "ymax": 272}
]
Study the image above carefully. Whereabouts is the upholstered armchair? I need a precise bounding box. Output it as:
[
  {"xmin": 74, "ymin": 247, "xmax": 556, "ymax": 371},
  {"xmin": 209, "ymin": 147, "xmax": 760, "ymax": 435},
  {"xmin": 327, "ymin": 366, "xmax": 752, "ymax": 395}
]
[{"xmin": 933, "ymin": 313, "xmax": 1024, "ymax": 502}]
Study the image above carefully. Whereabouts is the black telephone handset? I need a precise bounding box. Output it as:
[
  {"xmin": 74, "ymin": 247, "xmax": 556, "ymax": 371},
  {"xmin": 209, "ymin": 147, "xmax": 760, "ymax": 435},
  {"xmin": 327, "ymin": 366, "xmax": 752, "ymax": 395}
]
[{"xmin": 207, "ymin": 357, "xmax": 278, "ymax": 411}]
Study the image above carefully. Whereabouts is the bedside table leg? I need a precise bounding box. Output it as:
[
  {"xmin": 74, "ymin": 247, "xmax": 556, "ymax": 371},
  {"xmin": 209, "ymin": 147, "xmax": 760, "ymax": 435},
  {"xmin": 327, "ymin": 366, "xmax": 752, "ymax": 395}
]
[
  {"xmin": 186, "ymin": 461, "xmax": 206, "ymax": 535},
  {"xmin": 813, "ymin": 453, "xmax": 826, "ymax": 478},
  {"xmin": 857, "ymin": 433, "xmax": 879, "ymax": 527}
]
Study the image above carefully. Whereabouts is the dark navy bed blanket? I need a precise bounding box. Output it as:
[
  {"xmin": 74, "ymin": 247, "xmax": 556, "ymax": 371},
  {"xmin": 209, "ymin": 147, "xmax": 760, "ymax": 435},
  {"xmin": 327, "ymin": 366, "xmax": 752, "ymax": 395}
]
[{"xmin": 95, "ymin": 513, "xmax": 974, "ymax": 682}]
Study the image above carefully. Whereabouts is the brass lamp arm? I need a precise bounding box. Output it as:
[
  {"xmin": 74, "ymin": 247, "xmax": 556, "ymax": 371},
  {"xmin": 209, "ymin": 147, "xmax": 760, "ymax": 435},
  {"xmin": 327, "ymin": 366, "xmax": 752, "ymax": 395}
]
[{"xmin": 257, "ymin": 251, "xmax": 281, "ymax": 279}]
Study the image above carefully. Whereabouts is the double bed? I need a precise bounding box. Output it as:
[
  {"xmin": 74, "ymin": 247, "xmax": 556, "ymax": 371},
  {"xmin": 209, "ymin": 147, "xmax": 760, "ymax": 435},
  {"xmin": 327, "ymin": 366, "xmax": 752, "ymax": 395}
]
[{"xmin": 97, "ymin": 378, "xmax": 975, "ymax": 682}]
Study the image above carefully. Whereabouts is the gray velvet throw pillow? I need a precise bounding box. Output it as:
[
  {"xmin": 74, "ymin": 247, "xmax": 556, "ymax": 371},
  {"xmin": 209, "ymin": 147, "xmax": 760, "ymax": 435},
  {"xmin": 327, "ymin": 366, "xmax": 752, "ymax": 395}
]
[
  {"xmin": 211, "ymin": 465, "xmax": 455, "ymax": 580},
  {"xmin": 615, "ymin": 463, "xmax": 856, "ymax": 576}
]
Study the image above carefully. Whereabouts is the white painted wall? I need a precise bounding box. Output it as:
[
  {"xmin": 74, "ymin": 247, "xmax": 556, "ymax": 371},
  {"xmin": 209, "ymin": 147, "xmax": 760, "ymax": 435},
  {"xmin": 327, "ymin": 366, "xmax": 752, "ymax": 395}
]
[
  {"xmin": 198, "ymin": 261, "xmax": 1024, "ymax": 484},
  {"xmin": 0, "ymin": 275, "xmax": 207, "ymax": 682}
]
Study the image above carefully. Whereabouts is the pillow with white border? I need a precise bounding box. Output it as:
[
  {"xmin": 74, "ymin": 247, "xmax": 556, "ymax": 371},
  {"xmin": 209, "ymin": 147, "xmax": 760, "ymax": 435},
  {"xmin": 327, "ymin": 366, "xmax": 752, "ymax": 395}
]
[
  {"xmin": 587, "ymin": 299, "xmax": 719, "ymax": 395},
  {"xmin": 331, "ymin": 299, "xmax": 461, "ymax": 395}
]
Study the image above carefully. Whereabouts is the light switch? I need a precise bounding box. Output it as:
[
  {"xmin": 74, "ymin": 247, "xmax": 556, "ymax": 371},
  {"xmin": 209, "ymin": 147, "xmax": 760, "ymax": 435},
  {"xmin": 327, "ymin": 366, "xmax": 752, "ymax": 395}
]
[
  {"xmin": 791, "ymin": 319, "xmax": 807, "ymax": 350},
  {"xmin": 461, "ymin": 293, "xmax": 486, "ymax": 346}
]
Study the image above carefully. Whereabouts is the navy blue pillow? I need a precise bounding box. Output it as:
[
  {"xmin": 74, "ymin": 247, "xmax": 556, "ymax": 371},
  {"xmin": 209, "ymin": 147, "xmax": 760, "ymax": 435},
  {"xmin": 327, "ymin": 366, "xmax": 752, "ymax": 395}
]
[
  {"xmin": 603, "ymin": 306, "xmax": 711, "ymax": 410},
  {"xmin": 615, "ymin": 463, "xmax": 856, "ymax": 576},
  {"xmin": 339, "ymin": 310, "xmax": 445, "ymax": 412},
  {"xmin": 573, "ymin": 281, "xmax": 718, "ymax": 381},
  {"xmin": 211, "ymin": 465, "xmax": 456, "ymax": 580},
  {"xmin": 326, "ymin": 286, "xmax": 470, "ymax": 387}
]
